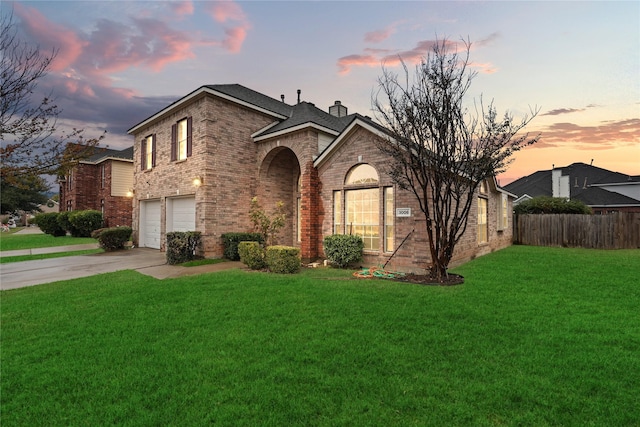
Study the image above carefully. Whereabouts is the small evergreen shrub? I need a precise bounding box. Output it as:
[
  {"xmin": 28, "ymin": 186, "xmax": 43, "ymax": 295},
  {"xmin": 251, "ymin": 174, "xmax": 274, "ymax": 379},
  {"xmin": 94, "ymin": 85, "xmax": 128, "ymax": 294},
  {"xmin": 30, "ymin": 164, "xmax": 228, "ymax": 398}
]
[
  {"xmin": 238, "ymin": 241, "xmax": 266, "ymax": 270},
  {"xmin": 514, "ymin": 196, "xmax": 592, "ymax": 215},
  {"xmin": 34, "ymin": 212, "xmax": 66, "ymax": 237},
  {"xmin": 166, "ymin": 231, "xmax": 202, "ymax": 265},
  {"xmin": 95, "ymin": 227, "xmax": 132, "ymax": 251},
  {"xmin": 265, "ymin": 245, "xmax": 301, "ymax": 274},
  {"xmin": 69, "ymin": 210, "xmax": 103, "ymax": 237},
  {"xmin": 323, "ymin": 234, "xmax": 364, "ymax": 268},
  {"xmin": 222, "ymin": 232, "xmax": 264, "ymax": 260}
]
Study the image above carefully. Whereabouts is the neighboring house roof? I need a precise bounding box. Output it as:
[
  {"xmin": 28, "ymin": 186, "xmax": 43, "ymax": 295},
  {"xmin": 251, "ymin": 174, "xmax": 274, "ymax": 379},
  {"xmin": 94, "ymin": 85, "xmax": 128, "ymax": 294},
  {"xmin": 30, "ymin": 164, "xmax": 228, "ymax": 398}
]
[
  {"xmin": 82, "ymin": 146, "xmax": 134, "ymax": 164},
  {"xmin": 505, "ymin": 162, "xmax": 640, "ymax": 207},
  {"xmin": 573, "ymin": 186, "xmax": 640, "ymax": 207},
  {"xmin": 503, "ymin": 169, "xmax": 552, "ymax": 198}
]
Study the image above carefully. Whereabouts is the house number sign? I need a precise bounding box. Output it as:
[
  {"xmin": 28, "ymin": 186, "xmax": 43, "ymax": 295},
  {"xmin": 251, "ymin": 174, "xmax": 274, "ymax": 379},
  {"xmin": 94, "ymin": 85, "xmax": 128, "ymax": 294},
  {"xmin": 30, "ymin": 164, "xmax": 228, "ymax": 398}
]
[{"xmin": 396, "ymin": 208, "xmax": 411, "ymax": 217}]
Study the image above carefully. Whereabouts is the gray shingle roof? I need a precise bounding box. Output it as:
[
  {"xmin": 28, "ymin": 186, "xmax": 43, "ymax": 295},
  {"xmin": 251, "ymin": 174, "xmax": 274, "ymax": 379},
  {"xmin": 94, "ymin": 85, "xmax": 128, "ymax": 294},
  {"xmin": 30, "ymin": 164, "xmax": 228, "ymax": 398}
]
[
  {"xmin": 505, "ymin": 162, "xmax": 640, "ymax": 206},
  {"xmin": 85, "ymin": 146, "xmax": 133, "ymax": 163},
  {"xmin": 205, "ymin": 84, "xmax": 293, "ymax": 117}
]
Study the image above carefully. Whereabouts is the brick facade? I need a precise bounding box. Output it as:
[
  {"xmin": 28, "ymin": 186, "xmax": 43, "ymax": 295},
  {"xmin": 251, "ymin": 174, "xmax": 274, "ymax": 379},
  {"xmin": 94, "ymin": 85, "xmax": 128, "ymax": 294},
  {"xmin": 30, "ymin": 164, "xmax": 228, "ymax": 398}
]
[
  {"xmin": 59, "ymin": 156, "xmax": 133, "ymax": 228},
  {"xmin": 128, "ymin": 85, "xmax": 514, "ymax": 272}
]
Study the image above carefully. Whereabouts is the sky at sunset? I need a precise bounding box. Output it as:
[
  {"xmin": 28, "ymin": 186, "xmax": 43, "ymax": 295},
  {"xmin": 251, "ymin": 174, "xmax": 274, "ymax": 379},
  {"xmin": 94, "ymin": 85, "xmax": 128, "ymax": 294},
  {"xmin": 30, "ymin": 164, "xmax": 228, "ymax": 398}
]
[{"xmin": 4, "ymin": 0, "xmax": 639, "ymax": 184}]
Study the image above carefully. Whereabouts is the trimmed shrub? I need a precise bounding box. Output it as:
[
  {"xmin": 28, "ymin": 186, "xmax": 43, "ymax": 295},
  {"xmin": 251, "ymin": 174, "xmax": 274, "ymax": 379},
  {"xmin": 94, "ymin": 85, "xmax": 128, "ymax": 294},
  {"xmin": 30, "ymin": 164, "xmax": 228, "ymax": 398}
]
[
  {"xmin": 222, "ymin": 232, "xmax": 264, "ymax": 260},
  {"xmin": 265, "ymin": 245, "xmax": 301, "ymax": 274},
  {"xmin": 95, "ymin": 227, "xmax": 132, "ymax": 251},
  {"xmin": 57, "ymin": 211, "xmax": 80, "ymax": 237},
  {"xmin": 238, "ymin": 241, "xmax": 266, "ymax": 270},
  {"xmin": 323, "ymin": 234, "xmax": 364, "ymax": 268},
  {"xmin": 166, "ymin": 231, "xmax": 202, "ymax": 265},
  {"xmin": 514, "ymin": 196, "xmax": 592, "ymax": 215},
  {"xmin": 34, "ymin": 212, "xmax": 66, "ymax": 237},
  {"xmin": 69, "ymin": 210, "xmax": 103, "ymax": 237}
]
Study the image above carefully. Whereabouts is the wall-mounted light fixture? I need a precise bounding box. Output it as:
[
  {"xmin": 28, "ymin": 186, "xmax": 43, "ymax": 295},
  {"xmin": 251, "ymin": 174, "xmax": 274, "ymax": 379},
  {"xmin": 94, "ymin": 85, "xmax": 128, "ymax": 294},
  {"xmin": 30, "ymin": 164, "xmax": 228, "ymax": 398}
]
[
  {"xmin": 193, "ymin": 176, "xmax": 203, "ymax": 187},
  {"xmin": 126, "ymin": 189, "xmax": 135, "ymax": 198}
]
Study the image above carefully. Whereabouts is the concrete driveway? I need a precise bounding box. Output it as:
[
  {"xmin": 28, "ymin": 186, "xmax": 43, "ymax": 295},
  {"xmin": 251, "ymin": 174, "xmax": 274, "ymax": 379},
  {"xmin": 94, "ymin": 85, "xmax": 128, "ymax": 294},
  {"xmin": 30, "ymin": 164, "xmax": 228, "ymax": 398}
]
[
  {"xmin": 0, "ymin": 248, "xmax": 167, "ymax": 290},
  {"xmin": 0, "ymin": 248, "xmax": 245, "ymax": 291}
]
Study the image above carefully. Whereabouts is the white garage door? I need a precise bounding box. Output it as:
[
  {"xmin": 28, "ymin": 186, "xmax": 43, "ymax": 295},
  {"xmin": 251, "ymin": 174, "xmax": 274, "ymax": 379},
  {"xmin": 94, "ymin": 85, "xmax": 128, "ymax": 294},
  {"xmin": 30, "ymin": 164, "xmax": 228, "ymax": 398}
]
[
  {"xmin": 167, "ymin": 196, "xmax": 196, "ymax": 232},
  {"xmin": 140, "ymin": 200, "xmax": 161, "ymax": 249}
]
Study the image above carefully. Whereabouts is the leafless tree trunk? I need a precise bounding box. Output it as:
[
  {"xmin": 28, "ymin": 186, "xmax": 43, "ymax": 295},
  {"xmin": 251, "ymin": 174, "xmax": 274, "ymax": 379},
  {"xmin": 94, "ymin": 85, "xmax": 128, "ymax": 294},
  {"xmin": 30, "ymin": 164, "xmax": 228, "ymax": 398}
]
[{"xmin": 372, "ymin": 38, "xmax": 539, "ymax": 280}]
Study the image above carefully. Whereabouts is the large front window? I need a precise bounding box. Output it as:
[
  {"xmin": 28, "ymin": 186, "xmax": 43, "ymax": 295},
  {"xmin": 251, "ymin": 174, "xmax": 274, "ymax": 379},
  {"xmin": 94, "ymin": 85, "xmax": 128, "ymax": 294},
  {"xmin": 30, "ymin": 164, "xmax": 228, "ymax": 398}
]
[{"xmin": 346, "ymin": 188, "xmax": 379, "ymax": 251}]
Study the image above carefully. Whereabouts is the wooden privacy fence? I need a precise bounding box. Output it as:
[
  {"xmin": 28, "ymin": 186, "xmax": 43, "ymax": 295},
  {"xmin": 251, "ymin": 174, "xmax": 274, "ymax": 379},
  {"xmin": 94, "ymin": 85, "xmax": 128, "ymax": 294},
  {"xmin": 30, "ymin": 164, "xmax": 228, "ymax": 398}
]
[{"xmin": 513, "ymin": 212, "xmax": 640, "ymax": 249}]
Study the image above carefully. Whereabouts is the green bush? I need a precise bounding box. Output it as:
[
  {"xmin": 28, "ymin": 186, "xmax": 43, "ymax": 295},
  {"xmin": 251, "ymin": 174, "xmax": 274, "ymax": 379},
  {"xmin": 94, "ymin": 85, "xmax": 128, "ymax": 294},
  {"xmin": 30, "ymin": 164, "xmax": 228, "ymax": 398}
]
[
  {"xmin": 222, "ymin": 232, "xmax": 264, "ymax": 260},
  {"xmin": 69, "ymin": 210, "xmax": 103, "ymax": 237},
  {"xmin": 57, "ymin": 211, "xmax": 80, "ymax": 237},
  {"xmin": 33, "ymin": 212, "xmax": 66, "ymax": 237},
  {"xmin": 95, "ymin": 227, "xmax": 132, "ymax": 251},
  {"xmin": 323, "ymin": 234, "xmax": 364, "ymax": 268},
  {"xmin": 166, "ymin": 231, "xmax": 202, "ymax": 265},
  {"xmin": 238, "ymin": 241, "xmax": 266, "ymax": 270},
  {"xmin": 265, "ymin": 245, "xmax": 301, "ymax": 274},
  {"xmin": 514, "ymin": 196, "xmax": 592, "ymax": 215}
]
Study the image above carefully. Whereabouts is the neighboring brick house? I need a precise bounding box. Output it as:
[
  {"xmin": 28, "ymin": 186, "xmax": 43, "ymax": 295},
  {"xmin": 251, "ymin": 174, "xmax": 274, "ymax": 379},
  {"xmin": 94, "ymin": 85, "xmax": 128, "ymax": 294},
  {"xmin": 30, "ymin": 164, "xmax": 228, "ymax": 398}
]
[
  {"xmin": 58, "ymin": 147, "xmax": 134, "ymax": 227},
  {"xmin": 127, "ymin": 84, "xmax": 514, "ymax": 272},
  {"xmin": 505, "ymin": 162, "xmax": 640, "ymax": 214}
]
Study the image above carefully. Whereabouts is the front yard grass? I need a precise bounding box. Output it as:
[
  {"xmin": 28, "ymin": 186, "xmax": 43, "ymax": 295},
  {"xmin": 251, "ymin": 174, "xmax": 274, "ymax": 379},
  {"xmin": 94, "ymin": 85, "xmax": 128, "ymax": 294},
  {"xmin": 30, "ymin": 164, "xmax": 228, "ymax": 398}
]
[
  {"xmin": 0, "ymin": 233, "xmax": 97, "ymax": 252},
  {"xmin": 2, "ymin": 246, "xmax": 638, "ymax": 426}
]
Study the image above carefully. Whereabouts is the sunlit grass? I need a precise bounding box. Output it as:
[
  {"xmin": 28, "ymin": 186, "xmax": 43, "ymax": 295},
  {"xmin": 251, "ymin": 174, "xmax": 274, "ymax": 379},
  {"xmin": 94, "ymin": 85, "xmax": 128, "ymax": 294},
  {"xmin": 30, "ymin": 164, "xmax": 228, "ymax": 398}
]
[{"xmin": 2, "ymin": 246, "xmax": 638, "ymax": 426}]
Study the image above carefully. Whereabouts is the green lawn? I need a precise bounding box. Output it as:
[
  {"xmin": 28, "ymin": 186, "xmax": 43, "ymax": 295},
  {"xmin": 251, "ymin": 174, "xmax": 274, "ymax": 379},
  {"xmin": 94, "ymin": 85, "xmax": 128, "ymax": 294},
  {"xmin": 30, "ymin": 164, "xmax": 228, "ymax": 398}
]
[
  {"xmin": 2, "ymin": 246, "xmax": 638, "ymax": 426},
  {"xmin": 0, "ymin": 232, "xmax": 97, "ymax": 252}
]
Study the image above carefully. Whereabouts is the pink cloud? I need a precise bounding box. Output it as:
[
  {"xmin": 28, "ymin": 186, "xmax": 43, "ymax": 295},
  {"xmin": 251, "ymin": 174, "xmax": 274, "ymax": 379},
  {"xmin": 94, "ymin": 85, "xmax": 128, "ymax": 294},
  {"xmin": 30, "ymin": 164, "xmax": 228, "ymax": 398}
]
[
  {"xmin": 210, "ymin": 0, "xmax": 247, "ymax": 23},
  {"xmin": 338, "ymin": 37, "xmax": 497, "ymax": 75},
  {"xmin": 204, "ymin": 1, "xmax": 251, "ymax": 53},
  {"xmin": 337, "ymin": 54, "xmax": 380, "ymax": 75},
  {"xmin": 171, "ymin": 0, "xmax": 194, "ymax": 17},
  {"xmin": 534, "ymin": 119, "xmax": 640, "ymax": 148},
  {"xmin": 365, "ymin": 24, "xmax": 397, "ymax": 43},
  {"xmin": 222, "ymin": 26, "xmax": 248, "ymax": 53},
  {"xmin": 13, "ymin": 3, "xmax": 86, "ymax": 72}
]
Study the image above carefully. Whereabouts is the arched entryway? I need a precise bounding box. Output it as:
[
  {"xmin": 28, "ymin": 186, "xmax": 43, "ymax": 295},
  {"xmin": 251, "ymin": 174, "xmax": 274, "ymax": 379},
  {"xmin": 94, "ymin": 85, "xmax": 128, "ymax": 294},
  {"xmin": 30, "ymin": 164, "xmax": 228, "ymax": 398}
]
[{"xmin": 257, "ymin": 147, "xmax": 301, "ymax": 247}]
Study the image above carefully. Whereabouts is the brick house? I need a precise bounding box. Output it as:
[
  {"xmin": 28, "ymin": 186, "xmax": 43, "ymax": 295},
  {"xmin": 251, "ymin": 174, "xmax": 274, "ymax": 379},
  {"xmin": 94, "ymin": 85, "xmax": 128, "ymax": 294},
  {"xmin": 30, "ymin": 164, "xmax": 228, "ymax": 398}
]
[
  {"xmin": 58, "ymin": 147, "xmax": 134, "ymax": 227},
  {"xmin": 127, "ymin": 84, "xmax": 514, "ymax": 272}
]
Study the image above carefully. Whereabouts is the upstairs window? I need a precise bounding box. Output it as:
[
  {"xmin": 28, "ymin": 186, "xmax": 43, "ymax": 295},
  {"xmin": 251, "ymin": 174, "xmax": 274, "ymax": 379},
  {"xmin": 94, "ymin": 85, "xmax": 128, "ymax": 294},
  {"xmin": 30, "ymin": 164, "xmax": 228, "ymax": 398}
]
[
  {"xmin": 141, "ymin": 134, "xmax": 156, "ymax": 170},
  {"xmin": 171, "ymin": 117, "xmax": 192, "ymax": 161}
]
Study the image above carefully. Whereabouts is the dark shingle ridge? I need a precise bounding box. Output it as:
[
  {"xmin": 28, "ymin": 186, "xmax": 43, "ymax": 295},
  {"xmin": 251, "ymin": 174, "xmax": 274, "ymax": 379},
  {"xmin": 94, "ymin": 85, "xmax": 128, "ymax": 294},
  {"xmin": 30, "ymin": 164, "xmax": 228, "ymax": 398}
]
[{"xmin": 205, "ymin": 84, "xmax": 293, "ymax": 117}]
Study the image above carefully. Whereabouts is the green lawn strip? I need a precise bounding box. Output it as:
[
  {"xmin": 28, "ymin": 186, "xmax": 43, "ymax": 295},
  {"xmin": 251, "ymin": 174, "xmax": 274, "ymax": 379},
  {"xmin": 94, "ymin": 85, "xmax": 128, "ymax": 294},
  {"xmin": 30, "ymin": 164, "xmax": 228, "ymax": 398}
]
[
  {"xmin": 0, "ymin": 248, "xmax": 104, "ymax": 264},
  {"xmin": 0, "ymin": 233, "xmax": 97, "ymax": 251},
  {"xmin": 2, "ymin": 246, "xmax": 638, "ymax": 426},
  {"xmin": 180, "ymin": 258, "xmax": 227, "ymax": 267}
]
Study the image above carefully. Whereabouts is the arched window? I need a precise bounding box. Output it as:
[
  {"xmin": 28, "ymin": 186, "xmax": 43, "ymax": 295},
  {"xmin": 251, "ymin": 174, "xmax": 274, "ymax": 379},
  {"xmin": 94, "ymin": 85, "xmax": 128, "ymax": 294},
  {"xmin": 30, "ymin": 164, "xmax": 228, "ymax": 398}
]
[
  {"xmin": 334, "ymin": 164, "xmax": 394, "ymax": 252},
  {"xmin": 345, "ymin": 164, "xmax": 378, "ymax": 185}
]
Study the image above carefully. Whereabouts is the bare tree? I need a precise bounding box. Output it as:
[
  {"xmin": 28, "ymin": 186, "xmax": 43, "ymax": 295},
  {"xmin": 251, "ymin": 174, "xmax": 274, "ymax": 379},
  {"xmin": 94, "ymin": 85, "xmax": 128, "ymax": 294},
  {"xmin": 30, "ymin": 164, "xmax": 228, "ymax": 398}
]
[
  {"xmin": 0, "ymin": 12, "xmax": 103, "ymax": 185},
  {"xmin": 372, "ymin": 38, "xmax": 539, "ymax": 280}
]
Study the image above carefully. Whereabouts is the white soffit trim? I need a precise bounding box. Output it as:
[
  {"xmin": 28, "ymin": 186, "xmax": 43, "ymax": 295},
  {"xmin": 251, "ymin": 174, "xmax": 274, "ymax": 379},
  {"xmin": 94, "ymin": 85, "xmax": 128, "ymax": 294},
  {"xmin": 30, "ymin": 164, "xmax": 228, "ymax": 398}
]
[
  {"xmin": 253, "ymin": 122, "xmax": 339, "ymax": 142},
  {"xmin": 128, "ymin": 86, "xmax": 288, "ymax": 134},
  {"xmin": 251, "ymin": 121, "xmax": 281, "ymax": 139},
  {"xmin": 314, "ymin": 118, "xmax": 391, "ymax": 167}
]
